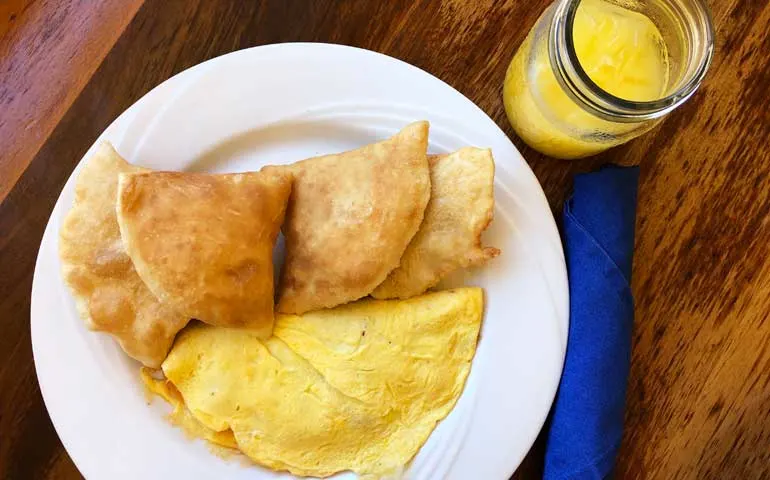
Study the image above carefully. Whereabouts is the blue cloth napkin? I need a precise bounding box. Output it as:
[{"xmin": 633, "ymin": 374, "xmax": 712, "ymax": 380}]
[{"xmin": 544, "ymin": 165, "xmax": 640, "ymax": 480}]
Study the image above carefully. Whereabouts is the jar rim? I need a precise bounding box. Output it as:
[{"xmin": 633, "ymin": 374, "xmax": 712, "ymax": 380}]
[{"xmin": 549, "ymin": 0, "xmax": 715, "ymax": 122}]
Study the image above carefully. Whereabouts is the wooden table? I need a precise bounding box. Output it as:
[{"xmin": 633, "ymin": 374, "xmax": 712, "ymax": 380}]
[{"xmin": 1, "ymin": 1, "xmax": 768, "ymax": 478}]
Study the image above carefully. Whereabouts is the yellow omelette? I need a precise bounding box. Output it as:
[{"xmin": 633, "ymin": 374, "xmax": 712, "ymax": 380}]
[{"xmin": 143, "ymin": 287, "xmax": 483, "ymax": 477}]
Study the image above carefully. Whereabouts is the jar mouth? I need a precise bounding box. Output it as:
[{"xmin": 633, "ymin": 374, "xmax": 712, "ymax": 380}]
[{"xmin": 549, "ymin": 0, "xmax": 715, "ymax": 122}]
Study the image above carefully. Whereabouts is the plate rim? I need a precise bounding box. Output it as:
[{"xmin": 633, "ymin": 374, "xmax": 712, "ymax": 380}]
[{"xmin": 31, "ymin": 42, "xmax": 568, "ymax": 479}]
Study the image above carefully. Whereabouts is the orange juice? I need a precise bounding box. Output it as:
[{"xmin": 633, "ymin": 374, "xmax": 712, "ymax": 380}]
[{"xmin": 503, "ymin": 0, "xmax": 669, "ymax": 158}]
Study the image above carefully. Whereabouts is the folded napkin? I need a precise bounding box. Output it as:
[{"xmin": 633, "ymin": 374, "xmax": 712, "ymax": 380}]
[{"xmin": 544, "ymin": 165, "xmax": 640, "ymax": 480}]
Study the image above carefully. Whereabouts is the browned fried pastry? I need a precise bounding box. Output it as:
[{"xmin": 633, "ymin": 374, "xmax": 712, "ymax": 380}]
[
  {"xmin": 373, "ymin": 147, "xmax": 500, "ymax": 299},
  {"xmin": 116, "ymin": 167, "xmax": 292, "ymax": 336},
  {"xmin": 59, "ymin": 142, "xmax": 189, "ymax": 367},
  {"xmin": 277, "ymin": 121, "xmax": 431, "ymax": 314}
]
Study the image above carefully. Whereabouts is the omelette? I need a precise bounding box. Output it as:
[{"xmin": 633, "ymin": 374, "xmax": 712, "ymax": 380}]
[
  {"xmin": 140, "ymin": 368, "xmax": 238, "ymax": 450},
  {"xmin": 144, "ymin": 287, "xmax": 484, "ymax": 477},
  {"xmin": 59, "ymin": 142, "xmax": 189, "ymax": 367}
]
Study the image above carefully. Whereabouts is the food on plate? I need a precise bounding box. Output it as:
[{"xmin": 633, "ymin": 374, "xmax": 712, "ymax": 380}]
[
  {"xmin": 277, "ymin": 121, "xmax": 431, "ymax": 314},
  {"xmin": 272, "ymin": 287, "xmax": 483, "ymax": 414},
  {"xmin": 140, "ymin": 368, "xmax": 238, "ymax": 449},
  {"xmin": 59, "ymin": 142, "xmax": 189, "ymax": 368},
  {"xmin": 60, "ymin": 122, "xmax": 497, "ymax": 477},
  {"xmin": 373, "ymin": 147, "xmax": 500, "ymax": 299},
  {"xmin": 144, "ymin": 287, "xmax": 484, "ymax": 477},
  {"xmin": 116, "ymin": 168, "xmax": 292, "ymax": 336}
]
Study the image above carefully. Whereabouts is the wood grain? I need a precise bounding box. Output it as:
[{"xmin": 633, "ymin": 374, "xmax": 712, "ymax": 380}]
[
  {"xmin": 0, "ymin": 0, "xmax": 31, "ymax": 38},
  {"xmin": 0, "ymin": 0, "xmax": 768, "ymax": 479},
  {"xmin": 0, "ymin": 0, "xmax": 143, "ymax": 203}
]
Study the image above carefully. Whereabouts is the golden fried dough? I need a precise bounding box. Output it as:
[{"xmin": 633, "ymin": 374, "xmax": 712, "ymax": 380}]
[
  {"xmin": 277, "ymin": 121, "xmax": 431, "ymax": 314},
  {"xmin": 116, "ymin": 168, "xmax": 291, "ymax": 335},
  {"xmin": 373, "ymin": 147, "xmax": 500, "ymax": 299},
  {"xmin": 59, "ymin": 143, "xmax": 189, "ymax": 367}
]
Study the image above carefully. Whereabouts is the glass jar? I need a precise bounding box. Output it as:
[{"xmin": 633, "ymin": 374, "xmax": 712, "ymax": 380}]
[{"xmin": 503, "ymin": 0, "xmax": 714, "ymax": 159}]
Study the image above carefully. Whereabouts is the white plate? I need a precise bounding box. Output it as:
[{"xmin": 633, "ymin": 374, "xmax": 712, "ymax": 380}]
[{"xmin": 31, "ymin": 43, "xmax": 568, "ymax": 480}]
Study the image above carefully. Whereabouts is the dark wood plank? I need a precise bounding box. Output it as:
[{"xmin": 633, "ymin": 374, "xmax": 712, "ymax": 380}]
[
  {"xmin": 0, "ymin": 0, "xmax": 769, "ymax": 478},
  {"xmin": 0, "ymin": 0, "xmax": 143, "ymax": 203},
  {"xmin": 614, "ymin": 0, "xmax": 770, "ymax": 476}
]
